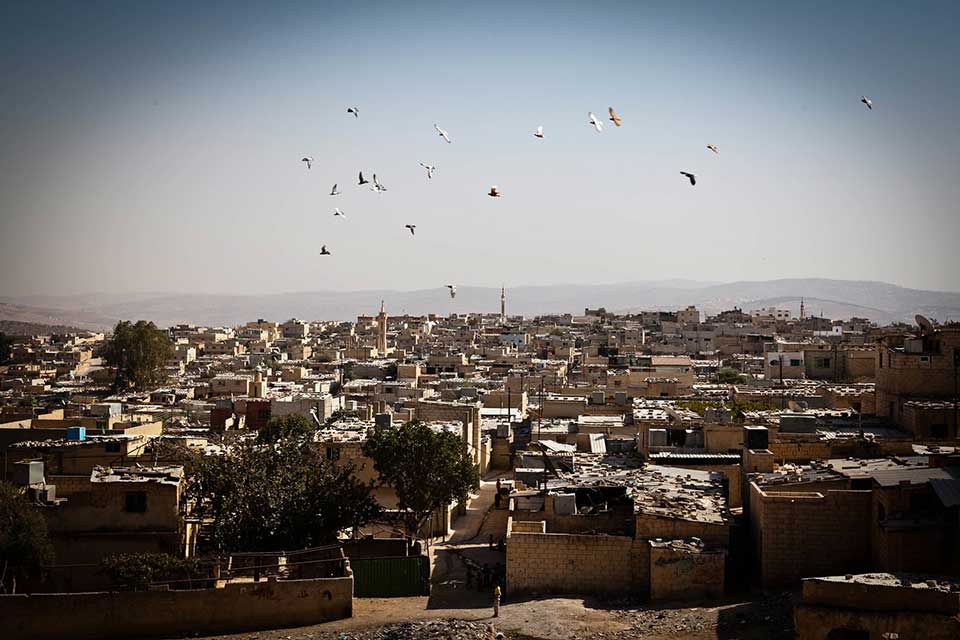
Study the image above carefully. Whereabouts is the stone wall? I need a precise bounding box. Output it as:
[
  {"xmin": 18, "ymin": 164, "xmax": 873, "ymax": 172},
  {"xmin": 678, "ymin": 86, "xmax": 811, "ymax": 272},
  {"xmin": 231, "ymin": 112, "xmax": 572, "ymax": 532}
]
[{"xmin": 4, "ymin": 576, "xmax": 353, "ymax": 640}]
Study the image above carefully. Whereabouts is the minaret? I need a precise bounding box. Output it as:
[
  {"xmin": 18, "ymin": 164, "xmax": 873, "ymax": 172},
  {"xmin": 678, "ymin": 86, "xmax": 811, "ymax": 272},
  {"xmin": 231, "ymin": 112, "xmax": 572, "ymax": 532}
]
[
  {"xmin": 376, "ymin": 300, "xmax": 388, "ymax": 355},
  {"xmin": 800, "ymin": 297, "xmax": 805, "ymax": 320},
  {"xmin": 500, "ymin": 286, "xmax": 506, "ymax": 324}
]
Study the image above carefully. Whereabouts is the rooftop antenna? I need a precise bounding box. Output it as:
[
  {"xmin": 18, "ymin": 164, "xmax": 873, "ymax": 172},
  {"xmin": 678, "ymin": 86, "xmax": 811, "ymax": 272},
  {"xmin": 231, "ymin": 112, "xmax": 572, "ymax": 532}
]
[{"xmin": 915, "ymin": 314, "xmax": 934, "ymax": 335}]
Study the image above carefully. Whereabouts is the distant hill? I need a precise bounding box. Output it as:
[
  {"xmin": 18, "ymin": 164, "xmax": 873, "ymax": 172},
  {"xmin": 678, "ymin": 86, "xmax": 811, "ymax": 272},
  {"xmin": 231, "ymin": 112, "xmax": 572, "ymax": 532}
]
[
  {"xmin": 0, "ymin": 319, "xmax": 90, "ymax": 336},
  {"xmin": 1, "ymin": 278, "xmax": 958, "ymax": 328}
]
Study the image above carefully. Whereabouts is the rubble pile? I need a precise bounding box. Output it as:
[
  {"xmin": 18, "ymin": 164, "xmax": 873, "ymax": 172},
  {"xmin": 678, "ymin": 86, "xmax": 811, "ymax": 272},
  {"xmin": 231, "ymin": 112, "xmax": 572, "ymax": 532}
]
[{"xmin": 344, "ymin": 620, "xmax": 503, "ymax": 640}]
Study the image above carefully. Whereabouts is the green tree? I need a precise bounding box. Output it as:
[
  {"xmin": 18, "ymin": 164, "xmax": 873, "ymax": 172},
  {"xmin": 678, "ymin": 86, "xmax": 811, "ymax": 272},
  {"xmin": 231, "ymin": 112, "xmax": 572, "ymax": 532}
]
[
  {"xmin": 363, "ymin": 420, "xmax": 480, "ymax": 537},
  {"xmin": 184, "ymin": 434, "xmax": 379, "ymax": 553},
  {"xmin": 717, "ymin": 367, "xmax": 746, "ymax": 384},
  {"xmin": 0, "ymin": 332, "xmax": 12, "ymax": 364},
  {"xmin": 103, "ymin": 320, "xmax": 174, "ymax": 391},
  {"xmin": 0, "ymin": 482, "xmax": 54, "ymax": 593},
  {"xmin": 99, "ymin": 552, "xmax": 198, "ymax": 591},
  {"xmin": 257, "ymin": 413, "xmax": 315, "ymax": 444}
]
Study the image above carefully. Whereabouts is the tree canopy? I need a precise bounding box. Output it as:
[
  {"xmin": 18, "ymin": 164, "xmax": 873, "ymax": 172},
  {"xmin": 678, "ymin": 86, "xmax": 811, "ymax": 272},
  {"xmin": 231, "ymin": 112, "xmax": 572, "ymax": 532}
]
[
  {"xmin": 0, "ymin": 332, "xmax": 12, "ymax": 364},
  {"xmin": 257, "ymin": 413, "xmax": 316, "ymax": 444},
  {"xmin": 0, "ymin": 482, "xmax": 54, "ymax": 593},
  {"xmin": 363, "ymin": 420, "xmax": 479, "ymax": 536},
  {"xmin": 184, "ymin": 433, "xmax": 379, "ymax": 554},
  {"xmin": 103, "ymin": 320, "xmax": 174, "ymax": 391},
  {"xmin": 717, "ymin": 367, "xmax": 746, "ymax": 384},
  {"xmin": 99, "ymin": 552, "xmax": 198, "ymax": 591}
]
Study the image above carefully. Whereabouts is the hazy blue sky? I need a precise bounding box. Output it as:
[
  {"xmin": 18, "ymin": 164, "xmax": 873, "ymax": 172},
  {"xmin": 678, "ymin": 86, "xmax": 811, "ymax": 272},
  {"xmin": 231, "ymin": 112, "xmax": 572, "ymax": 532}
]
[{"xmin": 1, "ymin": 0, "xmax": 958, "ymax": 296}]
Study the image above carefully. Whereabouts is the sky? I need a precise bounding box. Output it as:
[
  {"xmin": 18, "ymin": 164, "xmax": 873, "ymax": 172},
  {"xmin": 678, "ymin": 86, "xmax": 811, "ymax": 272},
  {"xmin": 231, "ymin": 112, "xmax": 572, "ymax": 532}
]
[{"xmin": 1, "ymin": 0, "xmax": 959, "ymax": 297}]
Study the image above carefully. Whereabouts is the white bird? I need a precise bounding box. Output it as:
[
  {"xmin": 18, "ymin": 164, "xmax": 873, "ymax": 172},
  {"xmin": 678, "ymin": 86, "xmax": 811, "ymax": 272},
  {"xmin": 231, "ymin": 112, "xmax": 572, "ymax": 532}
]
[
  {"xmin": 358, "ymin": 171, "xmax": 369, "ymax": 185},
  {"xmin": 446, "ymin": 284, "xmax": 457, "ymax": 299},
  {"xmin": 488, "ymin": 186, "xmax": 501, "ymax": 198},
  {"xmin": 330, "ymin": 183, "xmax": 341, "ymax": 196},
  {"xmin": 419, "ymin": 163, "xmax": 436, "ymax": 179},
  {"xmin": 434, "ymin": 124, "xmax": 451, "ymax": 143},
  {"xmin": 533, "ymin": 125, "xmax": 544, "ymax": 139},
  {"xmin": 588, "ymin": 112, "xmax": 603, "ymax": 132},
  {"xmin": 706, "ymin": 144, "xmax": 719, "ymax": 154},
  {"xmin": 680, "ymin": 171, "xmax": 697, "ymax": 186},
  {"xmin": 301, "ymin": 157, "xmax": 313, "ymax": 169},
  {"xmin": 347, "ymin": 106, "xmax": 359, "ymax": 117},
  {"xmin": 405, "ymin": 224, "xmax": 416, "ymax": 236},
  {"xmin": 371, "ymin": 174, "xmax": 387, "ymax": 192},
  {"xmin": 320, "ymin": 245, "xmax": 331, "ymax": 255},
  {"xmin": 333, "ymin": 208, "xmax": 346, "ymax": 218},
  {"xmin": 860, "ymin": 96, "xmax": 873, "ymax": 110}
]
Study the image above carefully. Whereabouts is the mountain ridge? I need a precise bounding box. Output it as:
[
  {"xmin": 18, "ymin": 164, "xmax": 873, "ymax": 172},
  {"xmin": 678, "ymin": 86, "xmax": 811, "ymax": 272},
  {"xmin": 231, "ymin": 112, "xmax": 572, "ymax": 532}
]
[{"xmin": 1, "ymin": 278, "xmax": 958, "ymax": 329}]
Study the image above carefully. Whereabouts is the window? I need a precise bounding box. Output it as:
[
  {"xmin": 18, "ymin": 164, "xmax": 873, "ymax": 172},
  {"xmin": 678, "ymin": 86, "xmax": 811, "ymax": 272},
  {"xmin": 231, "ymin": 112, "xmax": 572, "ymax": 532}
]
[
  {"xmin": 814, "ymin": 357, "xmax": 831, "ymax": 368},
  {"xmin": 325, "ymin": 446, "xmax": 340, "ymax": 461},
  {"xmin": 104, "ymin": 442, "xmax": 121, "ymax": 453},
  {"xmin": 124, "ymin": 492, "xmax": 147, "ymax": 513},
  {"xmin": 929, "ymin": 423, "xmax": 948, "ymax": 438},
  {"xmin": 789, "ymin": 359, "xmax": 801, "ymax": 367}
]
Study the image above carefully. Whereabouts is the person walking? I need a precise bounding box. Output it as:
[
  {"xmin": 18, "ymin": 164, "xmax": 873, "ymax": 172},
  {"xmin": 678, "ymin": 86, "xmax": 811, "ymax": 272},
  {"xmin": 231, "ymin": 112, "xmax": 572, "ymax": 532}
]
[{"xmin": 493, "ymin": 583, "xmax": 502, "ymax": 617}]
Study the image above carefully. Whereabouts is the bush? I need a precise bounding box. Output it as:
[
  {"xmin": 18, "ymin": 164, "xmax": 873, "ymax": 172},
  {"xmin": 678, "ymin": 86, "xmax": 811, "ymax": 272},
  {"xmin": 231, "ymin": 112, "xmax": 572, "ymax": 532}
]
[{"xmin": 100, "ymin": 552, "xmax": 198, "ymax": 591}]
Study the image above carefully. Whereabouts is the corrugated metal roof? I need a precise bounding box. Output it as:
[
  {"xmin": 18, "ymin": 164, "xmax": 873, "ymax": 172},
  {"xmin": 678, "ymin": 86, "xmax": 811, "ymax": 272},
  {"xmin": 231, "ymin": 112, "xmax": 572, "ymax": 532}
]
[
  {"xmin": 871, "ymin": 467, "xmax": 955, "ymax": 487},
  {"xmin": 589, "ymin": 433, "xmax": 606, "ymax": 454},
  {"xmin": 930, "ymin": 477, "xmax": 960, "ymax": 508}
]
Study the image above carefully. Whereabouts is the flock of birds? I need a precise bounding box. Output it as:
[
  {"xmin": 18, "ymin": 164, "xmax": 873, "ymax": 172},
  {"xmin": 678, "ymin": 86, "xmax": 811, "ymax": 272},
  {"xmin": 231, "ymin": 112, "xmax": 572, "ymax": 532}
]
[{"xmin": 302, "ymin": 96, "xmax": 876, "ymax": 298}]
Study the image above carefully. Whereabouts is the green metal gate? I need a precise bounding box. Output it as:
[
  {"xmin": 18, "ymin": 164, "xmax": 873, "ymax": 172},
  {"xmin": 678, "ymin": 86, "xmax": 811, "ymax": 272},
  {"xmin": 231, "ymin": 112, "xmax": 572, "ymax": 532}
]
[{"xmin": 350, "ymin": 556, "xmax": 430, "ymax": 597}]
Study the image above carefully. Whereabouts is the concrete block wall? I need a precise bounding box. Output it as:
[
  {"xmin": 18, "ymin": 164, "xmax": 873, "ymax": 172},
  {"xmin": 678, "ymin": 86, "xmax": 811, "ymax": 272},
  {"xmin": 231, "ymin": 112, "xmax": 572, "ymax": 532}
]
[
  {"xmin": 506, "ymin": 530, "xmax": 649, "ymax": 597},
  {"xmin": 4, "ymin": 575, "xmax": 353, "ymax": 640},
  {"xmin": 750, "ymin": 483, "xmax": 871, "ymax": 587},
  {"xmin": 649, "ymin": 544, "xmax": 726, "ymax": 600}
]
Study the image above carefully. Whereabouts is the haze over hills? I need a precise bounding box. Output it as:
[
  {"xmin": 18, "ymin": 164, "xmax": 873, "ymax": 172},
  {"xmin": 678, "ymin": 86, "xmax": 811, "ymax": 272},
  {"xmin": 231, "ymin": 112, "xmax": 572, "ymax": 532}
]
[{"xmin": 2, "ymin": 279, "xmax": 958, "ymax": 330}]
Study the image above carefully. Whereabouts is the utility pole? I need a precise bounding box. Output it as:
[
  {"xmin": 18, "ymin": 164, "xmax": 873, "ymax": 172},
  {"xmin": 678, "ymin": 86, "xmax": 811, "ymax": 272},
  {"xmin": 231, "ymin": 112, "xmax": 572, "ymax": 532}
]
[{"xmin": 538, "ymin": 375, "xmax": 544, "ymax": 442}]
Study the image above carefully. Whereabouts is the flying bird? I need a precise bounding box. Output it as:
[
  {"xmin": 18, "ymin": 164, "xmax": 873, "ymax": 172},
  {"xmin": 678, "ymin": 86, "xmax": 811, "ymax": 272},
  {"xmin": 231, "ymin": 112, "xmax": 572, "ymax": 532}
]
[
  {"xmin": 488, "ymin": 186, "xmax": 501, "ymax": 198},
  {"xmin": 358, "ymin": 171, "xmax": 369, "ymax": 185},
  {"xmin": 860, "ymin": 96, "xmax": 873, "ymax": 110},
  {"xmin": 446, "ymin": 284, "xmax": 457, "ymax": 299},
  {"xmin": 371, "ymin": 174, "xmax": 387, "ymax": 192},
  {"xmin": 588, "ymin": 112, "xmax": 603, "ymax": 132},
  {"xmin": 301, "ymin": 157, "xmax": 313, "ymax": 169},
  {"xmin": 434, "ymin": 124, "xmax": 451, "ymax": 143},
  {"xmin": 405, "ymin": 224, "xmax": 416, "ymax": 236},
  {"xmin": 320, "ymin": 245, "xmax": 331, "ymax": 255},
  {"xmin": 680, "ymin": 171, "xmax": 697, "ymax": 186},
  {"xmin": 330, "ymin": 183, "xmax": 341, "ymax": 196},
  {"xmin": 706, "ymin": 144, "xmax": 719, "ymax": 154},
  {"xmin": 533, "ymin": 125, "xmax": 544, "ymax": 139},
  {"xmin": 347, "ymin": 106, "xmax": 359, "ymax": 117},
  {"xmin": 333, "ymin": 208, "xmax": 346, "ymax": 218},
  {"xmin": 419, "ymin": 163, "xmax": 436, "ymax": 179},
  {"xmin": 608, "ymin": 107, "xmax": 621, "ymax": 127}
]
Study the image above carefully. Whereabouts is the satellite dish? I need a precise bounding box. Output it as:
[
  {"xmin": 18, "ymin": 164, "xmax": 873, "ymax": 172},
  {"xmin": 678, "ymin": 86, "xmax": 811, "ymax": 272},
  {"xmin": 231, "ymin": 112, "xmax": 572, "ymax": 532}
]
[
  {"xmin": 787, "ymin": 400, "xmax": 801, "ymax": 412},
  {"xmin": 915, "ymin": 314, "xmax": 935, "ymax": 335}
]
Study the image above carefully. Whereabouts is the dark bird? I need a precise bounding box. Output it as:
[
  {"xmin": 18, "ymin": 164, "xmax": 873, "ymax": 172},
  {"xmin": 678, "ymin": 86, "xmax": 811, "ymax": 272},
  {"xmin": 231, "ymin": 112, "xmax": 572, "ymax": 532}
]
[
  {"xmin": 405, "ymin": 224, "xmax": 416, "ymax": 236},
  {"xmin": 488, "ymin": 186, "xmax": 501, "ymax": 198},
  {"xmin": 371, "ymin": 174, "xmax": 387, "ymax": 192},
  {"xmin": 608, "ymin": 107, "xmax": 622, "ymax": 127},
  {"xmin": 301, "ymin": 157, "xmax": 313, "ymax": 169},
  {"xmin": 330, "ymin": 183, "xmax": 341, "ymax": 196},
  {"xmin": 680, "ymin": 171, "xmax": 697, "ymax": 186},
  {"xmin": 320, "ymin": 245, "xmax": 331, "ymax": 255},
  {"xmin": 706, "ymin": 144, "xmax": 719, "ymax": 154},
  {"xmin": 358, "ymin": 171, "xmax": 369, "ymax": 185},
  {"xmin": 860, "ymin": 96, "xmax": 873, "ymax": 110},
  {"xmin": 347, "ymin": 106, "xmax": 359, "ymax": 117}
]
